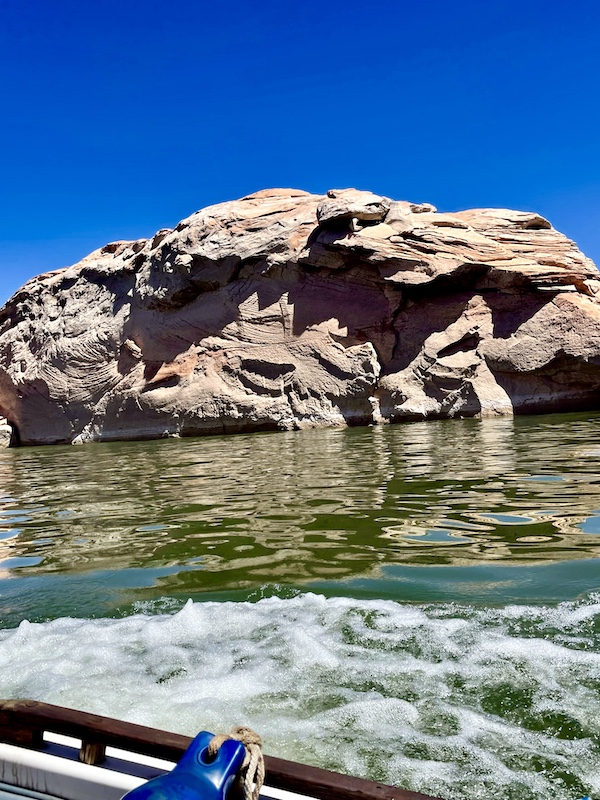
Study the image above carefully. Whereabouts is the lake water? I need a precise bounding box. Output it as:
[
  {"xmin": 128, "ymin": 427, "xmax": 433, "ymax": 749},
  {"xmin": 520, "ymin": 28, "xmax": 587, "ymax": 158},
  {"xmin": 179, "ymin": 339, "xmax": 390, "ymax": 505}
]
[{"xmin": 0, "ymin": 413, "xmax": 599, "ymax": 800}]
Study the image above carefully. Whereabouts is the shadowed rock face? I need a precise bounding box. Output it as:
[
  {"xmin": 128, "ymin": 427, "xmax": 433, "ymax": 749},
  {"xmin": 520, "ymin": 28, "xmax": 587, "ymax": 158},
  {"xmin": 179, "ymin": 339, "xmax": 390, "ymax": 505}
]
[{"xmin": 0, "ymin": 187, "xmax": 599, "ymax": 445}]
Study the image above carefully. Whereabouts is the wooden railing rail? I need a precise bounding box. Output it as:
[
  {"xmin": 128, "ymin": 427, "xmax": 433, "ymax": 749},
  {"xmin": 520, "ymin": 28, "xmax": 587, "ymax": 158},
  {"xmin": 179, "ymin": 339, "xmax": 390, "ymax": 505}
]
[{"xmin": 0, "ymin": 699, "xmax": 442, "ymax": 800}]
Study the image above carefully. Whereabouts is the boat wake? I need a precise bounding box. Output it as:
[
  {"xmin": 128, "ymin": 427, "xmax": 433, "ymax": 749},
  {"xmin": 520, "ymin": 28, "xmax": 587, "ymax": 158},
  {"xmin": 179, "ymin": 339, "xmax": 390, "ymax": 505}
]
[{"xmin": 1, "ymin": 592, "xmax": 599, "ymax": 800}]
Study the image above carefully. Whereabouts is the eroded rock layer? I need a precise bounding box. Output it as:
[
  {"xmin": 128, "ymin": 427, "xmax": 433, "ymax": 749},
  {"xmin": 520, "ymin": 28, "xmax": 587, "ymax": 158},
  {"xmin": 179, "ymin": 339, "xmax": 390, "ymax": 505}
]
[{"xmin": 1, "ymin": 188, "xmax": 599, "ymax": 445}]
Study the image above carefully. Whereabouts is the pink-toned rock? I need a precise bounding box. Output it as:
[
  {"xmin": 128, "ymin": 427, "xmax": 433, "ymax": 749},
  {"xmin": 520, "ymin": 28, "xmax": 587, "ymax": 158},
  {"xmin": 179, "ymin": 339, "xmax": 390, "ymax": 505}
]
[{"xmin": 0, "ymin": 188, "xmax": 598, "ymax": 445}]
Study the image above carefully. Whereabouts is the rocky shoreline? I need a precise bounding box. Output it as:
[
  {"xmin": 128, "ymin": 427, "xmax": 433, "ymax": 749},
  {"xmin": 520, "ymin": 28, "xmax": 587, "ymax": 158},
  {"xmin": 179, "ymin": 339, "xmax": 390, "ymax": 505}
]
[{"xmin": 0, "ymin": 188, "xmax": 599, "ymax": 446}]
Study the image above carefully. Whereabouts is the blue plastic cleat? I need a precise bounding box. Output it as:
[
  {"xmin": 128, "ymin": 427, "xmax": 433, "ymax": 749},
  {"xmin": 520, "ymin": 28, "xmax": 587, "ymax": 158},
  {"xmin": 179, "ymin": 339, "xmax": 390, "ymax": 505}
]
[{"xmin": 121, "ymin": 731, "xmax": 246, "ymax": 800}]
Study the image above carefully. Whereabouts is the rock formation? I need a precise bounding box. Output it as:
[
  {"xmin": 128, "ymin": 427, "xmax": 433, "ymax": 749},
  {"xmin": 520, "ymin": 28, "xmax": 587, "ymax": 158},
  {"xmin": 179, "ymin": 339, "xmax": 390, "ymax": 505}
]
[{"xmin": 0, "ymin": 188, "xmax": 599, "ymax": 446}]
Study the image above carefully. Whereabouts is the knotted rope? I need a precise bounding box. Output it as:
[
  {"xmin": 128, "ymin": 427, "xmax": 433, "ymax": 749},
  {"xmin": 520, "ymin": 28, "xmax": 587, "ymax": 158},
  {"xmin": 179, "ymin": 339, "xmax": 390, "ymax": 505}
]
[{"xmin": 208, "ymin": 726, "xmax": 264, "ymax": 800}]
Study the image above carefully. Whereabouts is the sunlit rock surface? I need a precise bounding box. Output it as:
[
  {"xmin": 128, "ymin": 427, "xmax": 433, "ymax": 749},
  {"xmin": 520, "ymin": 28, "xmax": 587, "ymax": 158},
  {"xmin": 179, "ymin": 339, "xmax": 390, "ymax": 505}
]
[
  {"xmin": 0, "ymin": 187, "xmax": 599, "ymax": 445},
  {"xmin": 0, "ymin": 417, "xmax": 14, "ymax": 448}
]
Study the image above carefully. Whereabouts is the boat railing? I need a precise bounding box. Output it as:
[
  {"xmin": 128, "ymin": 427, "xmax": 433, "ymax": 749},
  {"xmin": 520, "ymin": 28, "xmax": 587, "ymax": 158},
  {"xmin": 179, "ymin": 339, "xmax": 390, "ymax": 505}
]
[{"xmin": 0, "ymin": 699, "xmax": 442, "ymax": 800}]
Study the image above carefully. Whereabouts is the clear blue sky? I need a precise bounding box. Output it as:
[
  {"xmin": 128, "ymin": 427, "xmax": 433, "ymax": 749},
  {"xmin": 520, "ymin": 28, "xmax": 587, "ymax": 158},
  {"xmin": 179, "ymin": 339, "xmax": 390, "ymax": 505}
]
[{"xmin": 1, "ymin": 0, "xmax": 599, "ymax": 304}]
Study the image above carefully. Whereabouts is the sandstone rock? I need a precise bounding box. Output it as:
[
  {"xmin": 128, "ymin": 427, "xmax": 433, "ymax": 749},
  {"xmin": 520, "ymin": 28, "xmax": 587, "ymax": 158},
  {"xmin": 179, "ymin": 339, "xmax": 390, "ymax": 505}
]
[
  {"xmin": 0, "ymin": 417, "xmax": 15, "ymax": 447},
  {"xmin": 316, "ymin": 189, "xmax": 391, "ymax": 228},
  {"xmin": 0, "ymin": 188, "xmax": 598, "ymax": 445}
]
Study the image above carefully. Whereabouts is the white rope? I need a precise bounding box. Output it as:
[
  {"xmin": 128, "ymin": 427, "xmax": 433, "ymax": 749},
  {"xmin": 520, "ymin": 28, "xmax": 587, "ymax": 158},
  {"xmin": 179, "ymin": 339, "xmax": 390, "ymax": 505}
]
[{"xmin": 208, "ymin": 726, "xmax": 265, "ymax": 800}]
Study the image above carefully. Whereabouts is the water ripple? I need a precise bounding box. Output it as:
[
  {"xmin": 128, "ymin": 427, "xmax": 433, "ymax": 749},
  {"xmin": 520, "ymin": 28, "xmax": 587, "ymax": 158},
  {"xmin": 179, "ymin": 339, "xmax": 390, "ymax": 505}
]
[{"xmin": 0, "ymin": 412, "xmax": 600, "ymax": 618}]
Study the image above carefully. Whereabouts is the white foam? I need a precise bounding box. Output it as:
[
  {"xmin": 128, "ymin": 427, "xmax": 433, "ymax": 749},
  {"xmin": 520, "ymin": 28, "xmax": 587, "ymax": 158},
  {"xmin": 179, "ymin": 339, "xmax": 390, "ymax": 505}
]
[{"xmin": 1, "ymin": 593, "xmax": 599, "ymax": 800}]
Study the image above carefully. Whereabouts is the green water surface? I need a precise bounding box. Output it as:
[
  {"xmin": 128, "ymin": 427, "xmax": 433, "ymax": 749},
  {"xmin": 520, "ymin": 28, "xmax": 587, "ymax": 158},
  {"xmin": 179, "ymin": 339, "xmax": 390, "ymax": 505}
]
[{"xmin": 1, "ymin": 412, "xmax": 600, "ymax": 626}]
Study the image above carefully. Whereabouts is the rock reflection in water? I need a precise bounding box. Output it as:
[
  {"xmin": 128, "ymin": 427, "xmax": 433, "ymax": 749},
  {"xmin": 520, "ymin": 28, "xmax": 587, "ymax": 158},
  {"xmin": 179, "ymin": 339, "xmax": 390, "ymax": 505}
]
[{"xmin": 1, "ymin": 412, "xmax": 600, "ymax": 610}]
